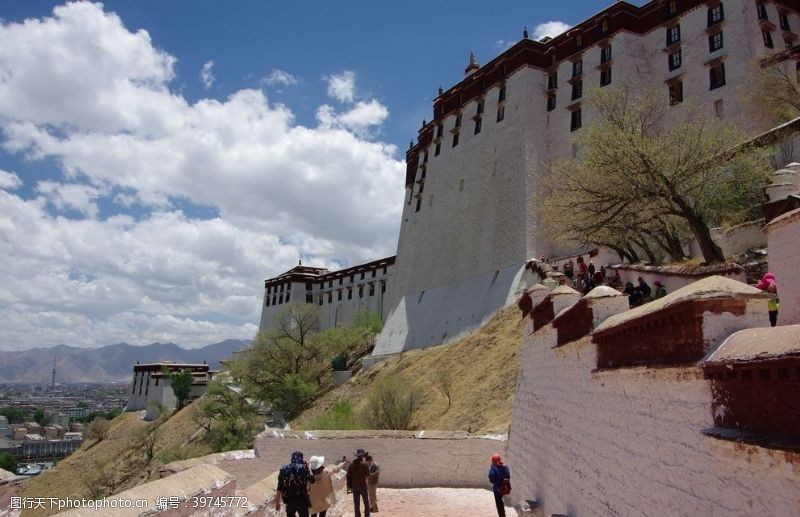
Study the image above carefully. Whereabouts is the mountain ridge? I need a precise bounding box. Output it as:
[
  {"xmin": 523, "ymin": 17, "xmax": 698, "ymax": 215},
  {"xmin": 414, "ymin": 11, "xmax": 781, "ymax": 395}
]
[{"xmin": 0, "ymin": 339, "xmax": 251, "ymax": 383}]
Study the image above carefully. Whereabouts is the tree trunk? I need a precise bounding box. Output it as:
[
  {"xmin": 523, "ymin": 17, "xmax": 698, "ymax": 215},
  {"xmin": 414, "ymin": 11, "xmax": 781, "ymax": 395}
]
[
  {"xmin": 631, "ymin": 236, "xmax": 657, "ymax": 264},
  {"xmin": 683, "ymin": 210, "xmax": 725, "ymax": 263},
  {"xmin": 624, "ymin": 245, "xmax": 641, "ymax": 263}
]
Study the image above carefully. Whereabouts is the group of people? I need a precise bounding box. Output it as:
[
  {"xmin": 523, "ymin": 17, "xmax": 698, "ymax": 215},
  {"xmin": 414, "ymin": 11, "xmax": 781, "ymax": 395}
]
[
  {"xmin": 623, "ymin": 277, "xmax": 667, "ymax": 308},
  {"xmin": 561, "ymin": 257, "xmax": 669, "ymax": 306},
  {"xmin": 275, "ymin": 449, "xmax": 379, "ymax": 517},
  {"xmin": 563, "ymin": 257, "xmax": 606, "ymax": 295}
]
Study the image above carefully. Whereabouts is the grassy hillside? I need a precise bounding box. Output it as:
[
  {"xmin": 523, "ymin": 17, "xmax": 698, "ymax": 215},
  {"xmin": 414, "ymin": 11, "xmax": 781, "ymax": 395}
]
[
  {"xmin": 292, "ymin": 306, "xmax": 522, "ymax": 434},
  {"xmin": 20, "ymin": 402, "xmax": 214, "ymax": 516}
]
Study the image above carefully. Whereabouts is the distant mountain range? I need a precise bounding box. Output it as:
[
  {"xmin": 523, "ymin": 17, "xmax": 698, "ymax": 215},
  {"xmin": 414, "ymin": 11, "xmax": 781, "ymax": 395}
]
[{"xmin": 0, "ymin": 339, "xmax": 251, "ymax": 384}]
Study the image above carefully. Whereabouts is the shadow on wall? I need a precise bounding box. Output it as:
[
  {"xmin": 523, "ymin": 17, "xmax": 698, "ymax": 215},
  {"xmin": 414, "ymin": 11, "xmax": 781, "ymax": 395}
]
[{"xmin": 373, "ymin": 262, "xmax": 527, "ymax": 356}]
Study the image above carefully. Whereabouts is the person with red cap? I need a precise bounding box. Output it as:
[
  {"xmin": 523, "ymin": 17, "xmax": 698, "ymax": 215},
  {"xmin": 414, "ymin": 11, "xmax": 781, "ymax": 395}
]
[
  {"xmin": 488, "ymin": 453, "xmax": 511, "ymax": 517},
  {"xmin": 756, "ymin": 273, "xmax": 779, "ymax": 326}
]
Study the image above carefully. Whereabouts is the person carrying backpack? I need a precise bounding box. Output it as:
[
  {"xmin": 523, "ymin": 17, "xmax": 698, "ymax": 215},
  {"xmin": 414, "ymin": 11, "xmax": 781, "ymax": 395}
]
[{"xmin": 488, "ymin": 453, "xmax": 511, "ymax": 517}]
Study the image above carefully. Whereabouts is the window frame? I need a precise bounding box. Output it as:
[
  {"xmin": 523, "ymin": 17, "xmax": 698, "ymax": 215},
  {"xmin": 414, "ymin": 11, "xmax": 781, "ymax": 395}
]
[
  {"xmin": 570, "ymin": 110, "xmax": 582, "ymax": 132},
  {"xmin": 669, "ymin": 50, "xmax": 682, "ymax": 71},
  {"xmin": 709, "ymin": 63, "xmax": 726, "ymax": 90},
  {"xmin": 708, "ymin": 31, "xmax": 724, "ymax": 52}
]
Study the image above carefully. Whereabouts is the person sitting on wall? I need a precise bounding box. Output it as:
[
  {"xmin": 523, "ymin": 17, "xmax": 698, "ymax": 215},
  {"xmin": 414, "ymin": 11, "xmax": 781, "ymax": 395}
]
[
  {"xmin": 610, "ymin": 271, "xmax": 623, "ymax": 289},
  {"xmin": 488, "ymin": 453, "xmax": 511, "ymax": 517},
  {"xmin": 564, "ymin": 260, "xmax": 574, "ymax": 280},
  {"xmin": 637, "ymin": 277, "xmax": 652, "ymax": 299},
  {"xmin": 654, "ymin": 280, "xmax": 667, "ymax": 299},
  {"xmin": 756, "ymin": 272, "xmax": 779, "ymax": 327},
  {"xmin": 275, "ymin": 451, "xmax": 315, "ymax": 517},
  {"xmin": 624, "ymin": 282, "xmax": 641, "ymax": 307}
]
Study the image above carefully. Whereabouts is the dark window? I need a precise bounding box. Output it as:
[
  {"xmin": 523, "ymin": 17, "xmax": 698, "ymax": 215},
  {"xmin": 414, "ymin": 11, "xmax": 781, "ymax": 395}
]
[
  {"xmin": 548, "ymin": 73, "xmax": 558, "ymax": 90},
  {"xmin": 434, "ymin": 142, "xmax": 441, "ymax": 156},
  {"xmin": 348, "ymin": 288, "xmax": 353, "ymax": 300},
  {"xmin": 369, "ymin": 284, "xmax": 375, "ymax": 296},
  {"xmin": 155, "ymin": 378, "xmax": 159, "ymax": 387},
  {"xmin": 278, "ymin": 294, "xmax": 283, "ymax": 304},
  {"xmin": 474, "ymin": 118, "xmax": 482, "ymax": 134},
  {"xmin": 328, "ymin": 280, "xmax": 333, "ymax": 287},
  {"xmin": 710, "ymin": 63, "xmax": 726, "ymax": 90},
  {"xmin": 350, "ymin": 274, "xmax": 354, "ymax": 283},
  {"xmin": 418, "ymin": 181, "xmax": 424, "ymax": 194},
  {"xmin": 477, "ymin": 100, "xmax": 484, "ymax": 114},
  {"xmin": 423, "ymin": 152, "xmax": 428, "ymax": 163},
  {"xmin": 327, "ymin": 292, "xmax": 332, "ymax": 303},
  {"xmin": 382, "ymin": 283, "xmax": 386, "ymax": 293},
  {"xmin": 498, "ymin": 85, "xmax": 507, "ymax": 102},
  {"xmin": 318, "ymin": 296, "xmax": 323, "ymax": 305},
  {"xmin": 572, "ymin": 80, "xmax": 583, "ymax": 100},
  {"xmin": 372, "ymin": 269, "xmax": 376, "ymax": 278},
  {"xmin": 572, "ymin": 60, "xmax": 583, "ymax": 77},
  {"xmin": 600, "ymin": 68, "xmax": 612, "ymax": 86},
  {"xmin": 667, "ymin": 25, "xmax": 681, "ymax": 45},
  {"xmin": 547, "ymin": 94, "xmax": 556, "ymax": 112},
  {"xmin": 272, "ymin": 295, "xmax": 276, "ymax": 305},
  {"xmin": 266, "ymin": 286, "xmax": 271, "ymax": 294},
  {"xmin": 306, "ymin": 294, "xmax": 312, "ymax": 303},
  {"xmin": 666, "ymin": 0, "xmax": 677, "ymax": 16},
  {"xmin": 436, "ymin": 124, "xmax": 443, "ymax": 138},
  {"xmin": 338, "ymin": 290, "xmax": 342, "ymax": 301},
  {"xmin": 763, "ymin": 29, "xmax": 774, "ymax": 48},
  {"xmin": 601, "ymin": 46, "xmax": 612, "ymax": 64},
  {"xmin": 570, "ymin": 110, "xmax": 582, "ymax": 132},
  {"xmin": 339, "ymin": 277, "xmax": 343, "ymax": 285},
  {"xmin": 359, "ymin": 286, "xmax": 364, "ymax": 298},
  {"xmin": 383, "ymin": 265, "xmax": 387, "ymax": 275},
  {"xmin": 757, "ymin": 3, "xmax": 768, "ymax": 21},
  {"xmin": 708, "ymin": 3, "xmax": 724, "ymax": 27},
  {"xmin": 360, "ymin": 271, "xmax": 365, "ymax": 280},
  {"xmin": 452, "ymin": 132, "xmax": 459, "ymax": 147},
  {"xmin": 285, "ymin": 292, "xmax": 290, "ymax": 302},
  {"xmin": 601, "ymin": 19, "xmax": 609, "ymax": 34},
  {"xmin": 455, "ymin": 114, "xmax": 462, "ymax": 128},
  {"xmin": 709, "ymin": 31, "xmax": 723, "ymax": 52},
  {"xmin": 305, "ymin": 281, "xmax": 312, "ymax": 290},
  {"xmin": 415, "ymin": 198, "xmax": 422, "ymax": 212},
  {"xmin": 279, "ymin": 284, "xmax": 284, "ymax": 292},
  {"xmin": 669, "ymin": 51, "xmax": 682, "ymax": 71},
  {"xmin": 266, "ymin": 297, "xmax": 270, "ymax": 307},
  {"xmin": 780, "ymin": 12, "xmax": 791, "ymax": 31},
  {"xmin": 496, "ymin": 106, "xmax": 505, "ymax": 122}
]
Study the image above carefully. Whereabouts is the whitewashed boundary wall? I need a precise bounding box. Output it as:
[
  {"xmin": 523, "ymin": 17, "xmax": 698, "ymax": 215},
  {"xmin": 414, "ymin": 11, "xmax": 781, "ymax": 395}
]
[
  {"xmin": 254, "ymin": 430, "xmax": 506, "ymax": 489},
  {"xmin": 765, "ymin": 208, "xmax": 800, "ymax": 325},
  {"xmin": 373, "ymin": 261, "xmax": 526, "ymax": 355},
  {"xmin": 507, "ymin": 278, "xmax": 798, "ymax": 516}
]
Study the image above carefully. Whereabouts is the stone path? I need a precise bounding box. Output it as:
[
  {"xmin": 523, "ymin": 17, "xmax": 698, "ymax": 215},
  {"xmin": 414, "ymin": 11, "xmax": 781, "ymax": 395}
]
[{"xmin": 339, "ymin": 488, "xmax": 518, "ymax": 517}]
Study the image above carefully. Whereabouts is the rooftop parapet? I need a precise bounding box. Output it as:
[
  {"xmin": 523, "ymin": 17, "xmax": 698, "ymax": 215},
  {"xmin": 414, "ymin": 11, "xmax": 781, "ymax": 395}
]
[
  {"xmin": 701, "ymin": 324, "xmax": 800, "ymax": 446},
  {"xmin": 552, "ymin": 286, "xmax": 628, "ymax": 347},
  {"xmin": 591, "ymin": 276, "xmax": 771, "ymax": 370}
]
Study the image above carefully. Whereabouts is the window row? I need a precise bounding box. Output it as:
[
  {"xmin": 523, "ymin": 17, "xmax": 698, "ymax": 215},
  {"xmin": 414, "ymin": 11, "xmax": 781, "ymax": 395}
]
[
  {"xmin": 316, "ymin": 283, "xmax": 386, "ymax": 304},
  {"xmin": 757, "ymin": 2, "xmax": 792, "ymax": 32},
  {"xmin": 265, "ymin": 291, "xmax": 291, "ymax": 307}
]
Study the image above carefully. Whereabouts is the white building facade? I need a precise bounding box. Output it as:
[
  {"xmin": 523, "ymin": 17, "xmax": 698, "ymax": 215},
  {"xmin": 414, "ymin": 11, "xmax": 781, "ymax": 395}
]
[
  {"xmin": 126, "ymin": 362, "xmax": 214, "ymax": 419},
  {"xmin": 375, "ymin": 0, "xmax": 800, "ymax": 356},
  {"xmin": 258, "ymin": 257, "xmax": 396, "ymax": 332}
]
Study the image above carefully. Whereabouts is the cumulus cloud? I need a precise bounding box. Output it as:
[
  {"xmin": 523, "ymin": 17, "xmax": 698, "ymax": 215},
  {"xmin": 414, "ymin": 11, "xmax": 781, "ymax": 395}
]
[
  {"xmin": 532, "ymin": 21, "xmax": 571, "ymax": 41},
  {"xmin": 326, "ymin": 70, "xmax": 356, "ymax": 103},
  {"xmin": 262, "ymin": 68, "xmax": 298, "ymax": 87},
  {"xmin": 200, "ymin": 60, "xmax": 215, "ymax": 89},
  {"xmin": 0, "ymin": 169, "xmax": 22, "ymax": 190},
  {"xmin": 495, "ymin": 40, "xmax": 514, "ymax": 51},
  {"xmin": 0, "ymin": 3, "xmax": 404, "ymax": 350}
]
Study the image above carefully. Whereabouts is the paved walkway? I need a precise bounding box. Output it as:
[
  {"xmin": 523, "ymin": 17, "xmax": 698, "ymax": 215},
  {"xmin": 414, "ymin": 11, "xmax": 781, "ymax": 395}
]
[{"xmin": 339, "ymin": 488, "xmax": 518, "ymax": 517}]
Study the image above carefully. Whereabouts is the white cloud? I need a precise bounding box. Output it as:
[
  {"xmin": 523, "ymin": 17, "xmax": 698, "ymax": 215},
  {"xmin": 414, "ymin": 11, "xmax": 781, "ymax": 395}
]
[
  {"xmin": 0, "ymin": 3, "xmax": 404, "ymax": 350},
  {"xmin": 0, "ymin": 169, "xmax": 22, "ymax": 190},
  {"xmin": 495, "ymin": 40, "xmax": 514, "ymax": 51},
  {"xmin": 532, "ymin": 21, "xmax": 571, "ymax": 41},
  {"xmin": 200, "ymin": 60, "xmax": 215, "ymax": 89},
  {"xmin": 326, "ymin": 70, "xmax": 356, "ymax": 103},
  {"xmin": 262, "ymin": 68, "xmax": 298, "ymax": 87}
]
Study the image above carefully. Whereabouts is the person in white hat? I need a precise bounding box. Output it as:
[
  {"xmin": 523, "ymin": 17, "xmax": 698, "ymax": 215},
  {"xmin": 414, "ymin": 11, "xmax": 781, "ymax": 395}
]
[{"xmin": 308, "ymin": 455, "xmax": 336, "ymax": 517}]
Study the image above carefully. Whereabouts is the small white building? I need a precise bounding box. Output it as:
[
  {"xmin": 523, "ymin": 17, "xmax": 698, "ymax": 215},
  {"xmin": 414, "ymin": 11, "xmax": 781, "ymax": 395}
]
[{"xmin": 126, "ymin": 362, "xmax": 216, "ymax": 419}]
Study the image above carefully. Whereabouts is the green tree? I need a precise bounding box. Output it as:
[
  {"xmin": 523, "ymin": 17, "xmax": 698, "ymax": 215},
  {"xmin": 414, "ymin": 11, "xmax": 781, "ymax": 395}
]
[
  {"xmin": 33, "ymin": 408, "xmax": 51, "ymax": 426},
  {"xmin": 543, "ymin": 84, "xmax": 770, "ymax": 264},
  {"xmin": 361, "ymin": 375, "xmax": 422, "ymax": 430},
  {"xmin": 196, "ymin": 378, "xmax": 260, "ymax": 451},
  {"xmin": 165, "ymin": 368, "xmax": 194, "ymax": 410},
  {"xmin": 0, "ymin": 452, "xmax": 18, "ymax": 473},
  {"xmin": 0, "ymin": 407, "xmax": 27, "ymax": 423}
]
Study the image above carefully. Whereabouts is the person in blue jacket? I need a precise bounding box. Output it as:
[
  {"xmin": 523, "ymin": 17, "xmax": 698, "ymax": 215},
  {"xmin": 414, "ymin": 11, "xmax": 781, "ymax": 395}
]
[{"xmin": 488, "ymin": 453, "xmax": 510, "ymax": 517}]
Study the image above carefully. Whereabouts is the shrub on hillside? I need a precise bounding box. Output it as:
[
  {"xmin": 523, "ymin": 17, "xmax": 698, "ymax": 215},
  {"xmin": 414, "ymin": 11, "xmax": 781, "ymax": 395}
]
[
  {"xmin": 305, "ymin": 400, "xmax": 364, "ymax": 430},
  {"xmin": 361, "ymin": 375, "xmax": 421, "ymax": 430},
  {"xmin": 86, "ymin": 417, "xmax": 111, "ymax": 442},
  {"xmin": 196, "ymin": 378, "xmax": 261, "ymax": 452}
]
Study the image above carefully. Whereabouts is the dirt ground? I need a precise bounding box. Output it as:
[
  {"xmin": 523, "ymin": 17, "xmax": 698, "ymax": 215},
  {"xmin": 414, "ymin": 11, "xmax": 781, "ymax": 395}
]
[{"xmin": 339, "ymin": 487, "xmax": 518, "ymax": 517}]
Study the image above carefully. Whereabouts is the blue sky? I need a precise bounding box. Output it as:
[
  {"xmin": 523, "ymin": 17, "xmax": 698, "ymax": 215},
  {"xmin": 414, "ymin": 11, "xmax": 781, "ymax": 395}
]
[{"xmin": 0, "ymin": 1, "xmax": 638, "ymax": 349}]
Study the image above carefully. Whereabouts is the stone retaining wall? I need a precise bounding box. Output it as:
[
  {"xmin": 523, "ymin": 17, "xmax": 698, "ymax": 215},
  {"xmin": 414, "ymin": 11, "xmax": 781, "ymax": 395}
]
[{"xmin": 254, "ymin": 430, "xmax": 506, "ymax": 489}]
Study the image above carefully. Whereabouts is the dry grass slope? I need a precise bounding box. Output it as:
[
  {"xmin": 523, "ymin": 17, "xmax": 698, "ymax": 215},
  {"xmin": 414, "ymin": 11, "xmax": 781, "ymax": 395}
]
[
  {"xmin": 20, "ymin": 401, "xmax": 214, "ymax": 517},
  {"xmin": 293, "ymin": 306, "xmax": 522, "ymax": 434}
]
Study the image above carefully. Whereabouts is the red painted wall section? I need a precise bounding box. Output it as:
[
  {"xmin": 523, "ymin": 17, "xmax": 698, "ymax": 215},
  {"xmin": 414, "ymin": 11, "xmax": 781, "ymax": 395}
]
[
  {"xmin": 553, "ymin": 298, "xmax": 593, "ymax": 347},
  {"xmin": 593, "ymin": 299, "xmax": 747, "ymax": 370},
  {"xmin": 703, "ymin": 357, "xmax": 800, "ymax": 440},
  {"xmin": 531, "ymin": 296, "xmax": 555, "ymax": 332}
]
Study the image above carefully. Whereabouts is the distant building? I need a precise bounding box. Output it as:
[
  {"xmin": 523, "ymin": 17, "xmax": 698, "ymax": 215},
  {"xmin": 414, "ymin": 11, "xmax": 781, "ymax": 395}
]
[
  {"xmin": 0, "ymin": 416, "xmax": 9, "ymax": 438},
  {"xmin": 259, "ymin": 257, "xmax": 396, "ymax": 333},
  {"xmin": 126, "ymin": 362, "xmax": 216, "ymax": 419}
]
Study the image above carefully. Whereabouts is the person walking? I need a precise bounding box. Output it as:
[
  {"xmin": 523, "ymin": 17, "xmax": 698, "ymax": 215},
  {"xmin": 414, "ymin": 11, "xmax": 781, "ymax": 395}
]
[
  {"xmin": 346, "ymin": 448, "xmax": 371, "ymax": 517},
  {"xmin": 308, "ymin": 456, "xmax": 336, "ymax": 517},
  {"xmin": 756, "ymin": 272, "xmax": 779, "ymax": 327},
  {"xmin": 488, "ymin": 453, "xmax": 510, "ymax": 517},
  {"xmin": 275, "ymin": 451, "xmax": 314, "ymax": 517},
  {"xmin": 365, "ymin": 454, "xmax": 380, "ymax": 513}
]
